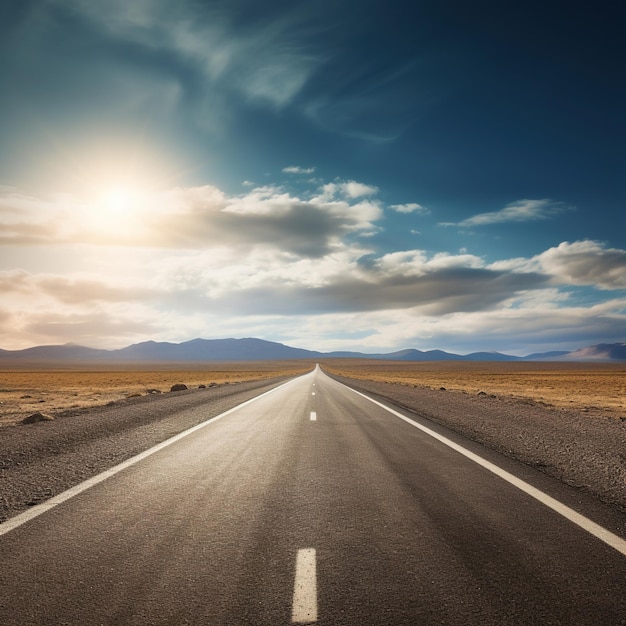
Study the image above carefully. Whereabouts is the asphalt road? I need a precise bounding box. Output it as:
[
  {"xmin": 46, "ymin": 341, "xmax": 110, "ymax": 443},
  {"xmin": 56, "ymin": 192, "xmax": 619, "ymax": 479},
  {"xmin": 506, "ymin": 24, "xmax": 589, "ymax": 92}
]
[{"xmin": 1, "ymin": 366, "xmax": 625, "ymax": 625}]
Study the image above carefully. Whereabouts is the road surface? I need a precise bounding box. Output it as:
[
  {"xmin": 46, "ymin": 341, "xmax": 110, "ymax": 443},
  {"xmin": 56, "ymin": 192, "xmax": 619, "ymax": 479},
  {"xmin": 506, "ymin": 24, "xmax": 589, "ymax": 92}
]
[{"xmin": 1, "ymin": 366, "xmax": 625, "ymax": 624}]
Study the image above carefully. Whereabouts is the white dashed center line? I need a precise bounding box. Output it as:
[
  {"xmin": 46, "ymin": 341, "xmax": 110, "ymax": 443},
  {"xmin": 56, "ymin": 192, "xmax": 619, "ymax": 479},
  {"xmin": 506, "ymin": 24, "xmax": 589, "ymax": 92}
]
[
  {"xmin": 292, "ymin": 548, "xmax": 317, "ymax": 623},
  {"xmin": 310, "ymin": 412, "xmax": 317, "ymax": 421}
]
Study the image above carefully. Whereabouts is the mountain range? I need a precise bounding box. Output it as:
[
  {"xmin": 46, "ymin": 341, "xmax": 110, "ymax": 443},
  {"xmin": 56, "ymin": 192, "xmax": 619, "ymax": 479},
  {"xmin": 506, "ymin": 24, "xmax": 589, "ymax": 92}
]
[{"xmin": 0, "ymin": 338, "xmax": 624, "ymax": 365}]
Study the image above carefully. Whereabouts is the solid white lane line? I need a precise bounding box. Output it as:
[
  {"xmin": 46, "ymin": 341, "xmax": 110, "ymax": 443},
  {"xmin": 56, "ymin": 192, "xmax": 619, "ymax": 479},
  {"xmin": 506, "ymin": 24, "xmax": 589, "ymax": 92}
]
[
  {"xmin": 292, "ymin": 548, "xmax": 317, "ymax": 623},
  {"xmin": 0, "ymin": 374, "xmax": 310, "ymax": 538},
  {"xmin": 310, "ymin": 412, "xmax": 317, "ymax": 421},
  {"xmin": 342, "ymin": 383, "xmax": 626, "ymax": 558}
]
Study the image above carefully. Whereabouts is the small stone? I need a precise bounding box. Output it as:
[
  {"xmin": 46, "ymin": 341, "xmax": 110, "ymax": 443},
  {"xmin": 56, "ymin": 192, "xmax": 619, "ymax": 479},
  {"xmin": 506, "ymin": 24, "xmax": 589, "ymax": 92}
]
[
  {"xmin": 170, "ymin": 383, "xmax": 188, "ymax": 392},
  {"xmin": 22, "ymin": 412, "xmax": 54, "ymax": 424}
]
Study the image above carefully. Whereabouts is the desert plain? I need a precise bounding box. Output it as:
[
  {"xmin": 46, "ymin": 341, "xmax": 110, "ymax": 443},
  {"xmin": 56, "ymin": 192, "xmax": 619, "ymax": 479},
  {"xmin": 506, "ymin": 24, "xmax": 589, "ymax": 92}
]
[
  {"xmin": 321, "ymin": 359, "xmax": 626, "ymax": 419},
  {"xmin": 0, "ymin": 361, "xmax": 311, "ymax": 426},
  {"xmin": 1, "ymin": 359, "xmax": 624, "ymax": 427}
]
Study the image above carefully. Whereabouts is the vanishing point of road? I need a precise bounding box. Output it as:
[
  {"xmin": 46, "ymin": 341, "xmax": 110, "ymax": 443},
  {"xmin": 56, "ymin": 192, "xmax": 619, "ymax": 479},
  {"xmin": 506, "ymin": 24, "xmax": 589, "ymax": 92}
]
[{"xmin": 1, "ymin": 366, "xmax": 625, "ymax": 625}]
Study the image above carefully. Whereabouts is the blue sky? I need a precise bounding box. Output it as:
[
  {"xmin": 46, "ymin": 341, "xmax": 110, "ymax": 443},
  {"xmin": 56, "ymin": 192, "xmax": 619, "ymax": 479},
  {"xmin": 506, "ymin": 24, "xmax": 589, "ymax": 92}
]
[{"xmin": 0, "ymin": 0, "xmax": 624, "ymax": 354}]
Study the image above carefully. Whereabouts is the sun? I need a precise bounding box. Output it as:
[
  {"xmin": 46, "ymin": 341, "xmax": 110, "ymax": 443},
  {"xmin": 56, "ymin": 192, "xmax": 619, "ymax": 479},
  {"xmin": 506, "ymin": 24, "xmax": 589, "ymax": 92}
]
[
  {"xmin": 84, "ymin": 182, "xmax": 149, "ymax": 236},
  {"xmin": 101, "ymin": 186, "xmax": 135, "ymax": 213}
]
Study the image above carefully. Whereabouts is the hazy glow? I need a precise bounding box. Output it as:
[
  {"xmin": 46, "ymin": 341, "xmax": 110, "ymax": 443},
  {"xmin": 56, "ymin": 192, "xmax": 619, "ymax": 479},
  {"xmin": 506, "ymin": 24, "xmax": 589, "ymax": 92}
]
[{"xmin": 101, "ymin": 186, "xmax": 135, "ymax": 214}]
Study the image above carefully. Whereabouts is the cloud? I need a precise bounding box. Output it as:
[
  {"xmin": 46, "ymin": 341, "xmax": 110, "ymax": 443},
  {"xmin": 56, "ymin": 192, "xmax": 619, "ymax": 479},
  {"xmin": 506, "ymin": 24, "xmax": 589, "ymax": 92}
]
[
  {"xmin": 320, "ymin": 180, "xmax": 379, "ymax": 199},
  {"xmin": 395, "ymin": 297, "xmax": 626, "ymax": 356},
  {"xmin": 0, "ymin": 269, "xmax": 158, "ymax": 306},
  {"xmin": 0, "ymin": 181, "xmax": 384, "ymax": 257},
  {"xmin": 22, "ymin": 310, "xmax": 163, "ymax": 349},
  {"xmin": 441, "ymin": 199, "xmax": 570, "ymax": 227},
  {"xmin": 283, "ymin": 166, "xmax": 316, "ymax": 174},
  {"xmin": 536, "ymin": 241, "xmax": 626, "ymax": 289},
  {"xmin": 389, "ymin": 203, "xmax": 429, "ymax": 214},
  {"xmin": 47, "ymin": 0, "xmax": 324, "ymax": 112},
  {"xmin": 302, "ymin": 47, "xmax": 465, "ymax": 143},
  {"xmin": 491, "ymin": 240, "xmax": 626, "ymax": 290},
  {"xmin": 151, "ymin": 247, "xmax": 549, "ymax": 317},
  {"xmin": 2, "ymin": 173, "xmax": 625, "ymax": 353},
  {"xmin": 152, "ymin": 183, "xmax": 383, "ymax": 256}
]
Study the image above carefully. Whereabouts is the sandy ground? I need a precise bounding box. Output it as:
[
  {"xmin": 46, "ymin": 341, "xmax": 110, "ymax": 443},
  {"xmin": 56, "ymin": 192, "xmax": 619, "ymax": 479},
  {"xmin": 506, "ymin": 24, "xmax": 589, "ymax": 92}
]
[
  {"xmin": 321, "ymin": 360, "xmax": 626, "ymax": 417},
  {"xmin": 0, "ymin": 364, "xmax": 311, "ymax": 426}
]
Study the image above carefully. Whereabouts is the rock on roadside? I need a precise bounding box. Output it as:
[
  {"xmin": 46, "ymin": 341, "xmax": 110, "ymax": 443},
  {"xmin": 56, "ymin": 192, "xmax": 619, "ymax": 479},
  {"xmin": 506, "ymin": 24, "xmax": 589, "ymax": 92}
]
[{"xmin": 22, "ymin": 412, "xmax": 55, "ymax": 424}]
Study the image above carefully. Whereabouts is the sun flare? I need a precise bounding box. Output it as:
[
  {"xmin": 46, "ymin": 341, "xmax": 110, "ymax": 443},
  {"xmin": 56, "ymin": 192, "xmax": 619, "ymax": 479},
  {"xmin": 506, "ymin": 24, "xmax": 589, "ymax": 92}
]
[
  {"xmin": 84, "ymin": 180, "xmax": 151, "ymax": 237},
  {"xmin": 100, "ymin": 186, "xmax": 135, "ymax": 213}
]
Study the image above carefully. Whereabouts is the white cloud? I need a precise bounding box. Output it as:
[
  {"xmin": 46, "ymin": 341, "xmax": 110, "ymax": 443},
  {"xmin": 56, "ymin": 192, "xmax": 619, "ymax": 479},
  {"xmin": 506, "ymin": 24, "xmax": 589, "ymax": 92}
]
[
  {"xmin": 442, "ymin": 199, "xmax": 570, "ymax": 227},
  {"xmin": 536, "ymin": 240, "xmax": 626, "ymax": 289},
  {"xmin": 0, "ymin": 181, "xmax": 382, "ymax": 257},
  {"xmin": 389, "ymin": 202, "xmax": 429, "ymax": 214},
  {"xmin": 320, "ymin": 180, "xmax": 379, "ymax": 200},
  {"xmin": 491, "ymin": 240, "xmax": 626, "ymax": 290},
  {"xmin": 283, "ymin": 166, "xmax": 316, "ymax": 174},
  {"xmin": 1, "ymin": 174, "xmax": 625, "ymax": 353},
  {"xmin": 373, "ymin": 250, "xmax": 484, "ymax": 277}
]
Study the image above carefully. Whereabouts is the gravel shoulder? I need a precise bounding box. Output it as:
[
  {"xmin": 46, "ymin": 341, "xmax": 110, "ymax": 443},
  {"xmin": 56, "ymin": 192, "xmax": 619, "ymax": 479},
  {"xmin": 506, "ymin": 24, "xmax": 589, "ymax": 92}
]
[
  {"xmin": 2, "ymin": 369, "xmax": 625, "ymax": 526},
  {"xmin": 326, "ymin": 372, "xmax": 626, "ymax": 513}
]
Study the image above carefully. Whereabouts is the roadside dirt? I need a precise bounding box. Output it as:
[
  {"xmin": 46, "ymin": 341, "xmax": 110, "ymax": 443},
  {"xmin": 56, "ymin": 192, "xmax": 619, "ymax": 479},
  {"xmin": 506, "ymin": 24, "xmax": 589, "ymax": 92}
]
[
  {"xmin": 320, "ymin": 359, "xmax": 626, "ymax": 417},
  {"xmin": 0, "ymin": 364, "xmax": 310, "ymax": 426}
]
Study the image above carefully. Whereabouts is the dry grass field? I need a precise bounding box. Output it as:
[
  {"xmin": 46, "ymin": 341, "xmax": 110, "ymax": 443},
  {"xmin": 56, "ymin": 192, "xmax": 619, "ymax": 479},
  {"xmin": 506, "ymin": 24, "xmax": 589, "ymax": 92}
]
[
  {"xmin": 2, "ymin": 359, "xmax": 624, "ymax": 427},
  {"xmin": 321, "ymin": 360, "xmax": 626, "ymax": 418},
  {"xmin": 0, "ymin": 362, "xmax": 312, "ymax": 426}
]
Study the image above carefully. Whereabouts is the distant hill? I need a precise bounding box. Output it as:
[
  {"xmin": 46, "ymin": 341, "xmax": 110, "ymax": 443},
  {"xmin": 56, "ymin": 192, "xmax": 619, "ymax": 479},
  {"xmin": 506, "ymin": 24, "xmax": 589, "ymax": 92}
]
[
  {"xmin": 384, "ymin": 349, "xmax": 464, "ymax": 361},
  {"xmin": 0, "ymin": 343, "xmax": 110, "ymax": 362},
  {"xmin": 112, "ymin": 338, "xmax": 324, "ymax": 362},
  {"xmin": 462, "ymin": 351, "xmax": 521, "ymax": 362},
  {"xmin": 0, "ymin": 338, "xmax": 624, "ymax": 365},
  {"xmin": 523, "ymin": 350, "xmax": 570, "ymax": 360},
  {"xmin": 560, "ymin": 343, "xmax": 626, "ymax": 361}
]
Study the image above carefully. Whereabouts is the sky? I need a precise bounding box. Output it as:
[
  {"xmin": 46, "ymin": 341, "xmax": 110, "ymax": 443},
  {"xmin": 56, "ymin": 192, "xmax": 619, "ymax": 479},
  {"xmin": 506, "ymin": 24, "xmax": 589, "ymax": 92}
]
[{"xmin": 0, "ymin": 0, "xmax": 624, "ymax": 355}]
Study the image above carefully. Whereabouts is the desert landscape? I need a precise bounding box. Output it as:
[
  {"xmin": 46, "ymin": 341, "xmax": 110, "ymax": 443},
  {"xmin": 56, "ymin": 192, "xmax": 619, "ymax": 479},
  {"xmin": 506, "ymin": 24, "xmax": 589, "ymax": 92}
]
[
  {"xmin": 1, "ymin": 359, "xmax": 625, "ymax": 522},
  {"xmin": 321, "ymin": 359, "xmax": 626, "ymax": 419},
  {"xmin": 2, "ymin": 360, "xmax": 624, "ymax": 427},
  {"xmin": 0, "ymin": 362, "xmax": 312, "ymax": 426}
]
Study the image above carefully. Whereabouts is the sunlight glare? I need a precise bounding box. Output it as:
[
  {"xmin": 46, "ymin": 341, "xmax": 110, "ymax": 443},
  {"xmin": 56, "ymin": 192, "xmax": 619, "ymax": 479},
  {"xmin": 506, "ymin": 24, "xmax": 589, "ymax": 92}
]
[{"xmin": 101, "ymin": 186, "xmax": 135, "ymax": 213}]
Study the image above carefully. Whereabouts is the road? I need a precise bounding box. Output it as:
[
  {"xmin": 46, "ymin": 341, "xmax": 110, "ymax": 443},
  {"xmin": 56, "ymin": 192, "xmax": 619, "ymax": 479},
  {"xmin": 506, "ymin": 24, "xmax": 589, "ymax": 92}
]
[{"xmin": 1, "ymin": 366, "xmax": 625, "ymax": 625}]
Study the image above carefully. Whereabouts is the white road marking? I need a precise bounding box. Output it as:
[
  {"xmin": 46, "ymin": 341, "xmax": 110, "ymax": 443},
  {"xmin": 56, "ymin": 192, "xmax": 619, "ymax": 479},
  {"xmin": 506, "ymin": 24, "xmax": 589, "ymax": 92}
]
[
  {"xmin": 310, "ymin": 412, "xmax": 317, "ymax": 421},
  {"xmin": 292, "ymin": 548, "xmax": 317, "ymax": 623},
  {"xmin": 341, "ymin": 383, "xmax": 626, "ymax": 558},
  {"xmin": 0, "ymin": 374, "xmax": 309, "ymax": 538},
  {"xmin": 312, "ymin": 392, "xmax": 316, "ymax": 396}
]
